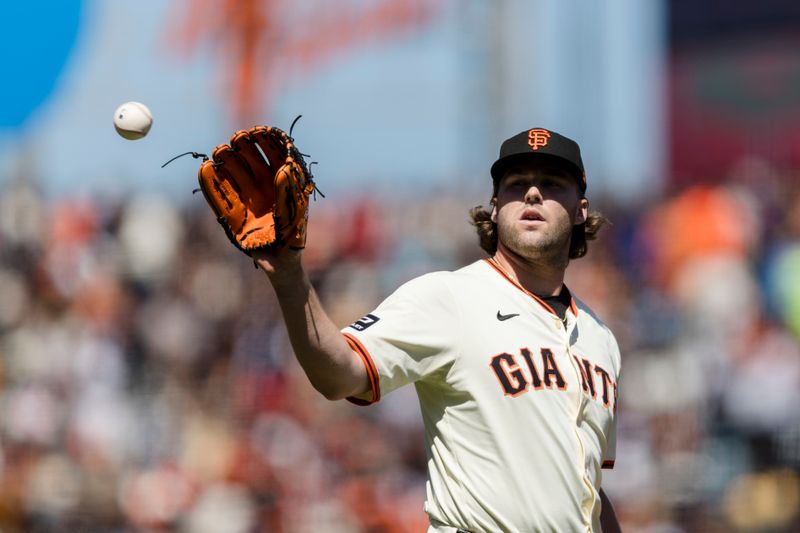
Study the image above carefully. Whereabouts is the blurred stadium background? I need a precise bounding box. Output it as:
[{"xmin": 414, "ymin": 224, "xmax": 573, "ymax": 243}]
[{"xmin": 1, "ymin": 0, "xmax": 800, "ymax": 531}]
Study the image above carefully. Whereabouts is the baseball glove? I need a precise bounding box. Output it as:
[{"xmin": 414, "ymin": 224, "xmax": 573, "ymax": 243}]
[{"xmin": 197, "ymin": 124, "xmax": 317, "ymax": 254}]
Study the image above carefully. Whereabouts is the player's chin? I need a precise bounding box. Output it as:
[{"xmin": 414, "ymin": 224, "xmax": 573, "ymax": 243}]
[
  {"xmin": 515, "ymin": 222, "xmax": 549, "ymax": 240},
  {"xmin": 505, "ymin": 232, "xmax": 547, "ymax": 252},
  {"xmin": 518, "ymin": 218, "xmax": 546, "ymax": 229},
  {"xmin": 499, "ymin": 223, "xmax": 548, "ymax": 248}
]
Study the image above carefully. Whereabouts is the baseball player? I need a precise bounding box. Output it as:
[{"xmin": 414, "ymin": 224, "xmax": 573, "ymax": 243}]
[{"xmin": 229, "ymin": 127, "xmax": 621, "ymax": 532}]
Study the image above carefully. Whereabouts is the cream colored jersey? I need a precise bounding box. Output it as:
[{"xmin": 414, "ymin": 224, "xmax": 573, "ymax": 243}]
[{"xmin": 342, "ymin": 259, "xmax": 620, "ymax": 533}]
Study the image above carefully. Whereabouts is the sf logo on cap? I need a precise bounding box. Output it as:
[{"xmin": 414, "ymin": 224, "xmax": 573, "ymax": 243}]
[{"xmin": 527, "ymin": 129, "xmax": 550, "ymax": 151}]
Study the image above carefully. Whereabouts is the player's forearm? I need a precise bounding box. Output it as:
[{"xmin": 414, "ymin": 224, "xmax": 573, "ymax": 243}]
[{"xmin": 262, "ymin": 263, "xmax": 369, "ymax": 401}]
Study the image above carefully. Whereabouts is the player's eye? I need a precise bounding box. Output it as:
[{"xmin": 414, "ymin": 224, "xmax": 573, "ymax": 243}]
[
  {"xmin": 541, "ymin": 174, "xmax": 571, "ymax": 190},
  {"xmin": 503, "ymin": 177, "xmax": 527, "ymax": 189}
]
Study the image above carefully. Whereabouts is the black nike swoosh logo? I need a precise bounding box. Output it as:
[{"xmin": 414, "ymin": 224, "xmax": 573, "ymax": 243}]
[{"xmin": 497, "ymin": 311, "xmax": 520, "ymax": 321}]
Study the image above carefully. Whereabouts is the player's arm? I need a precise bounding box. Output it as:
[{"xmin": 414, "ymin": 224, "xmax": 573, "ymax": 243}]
[
  {"xmin": 192, "ymin": 125, "xmax": 367, "ymax": 400},
  {"xmin": 254, "ymin": 248, "xmax": 370, "ymax": 401},
  {"xmin": 599, "ymin": 489, "xmax": 622, "ymax": 533}
]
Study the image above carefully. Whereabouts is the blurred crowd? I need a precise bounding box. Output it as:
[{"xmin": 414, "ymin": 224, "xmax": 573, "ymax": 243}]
[{"xmin": 0, "ymin": 162, "xmax": 799, "ymax": 532}]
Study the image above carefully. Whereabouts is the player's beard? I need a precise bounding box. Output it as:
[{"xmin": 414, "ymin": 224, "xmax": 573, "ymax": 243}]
[{"xmin": 496, "ymin": 212, "xmax": 573, "ymax": 266}]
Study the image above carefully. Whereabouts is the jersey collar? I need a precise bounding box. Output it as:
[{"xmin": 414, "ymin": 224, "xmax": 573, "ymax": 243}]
[{"xmin": 484, "ymin": 258, "xmax": 578, "ymax": 318}]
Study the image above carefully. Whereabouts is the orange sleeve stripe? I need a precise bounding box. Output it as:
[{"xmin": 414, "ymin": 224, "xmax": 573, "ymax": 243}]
[
  {"xmin": 602, "ymin": 460, "xmax": 615, "ymax": 469},
  {"xmin": 345, "ymin": 334, "xmax": 380, "ymax": 405},
  {"xmin": 342, "ymin": 332, "xmax": 381, "ymax": 405}
]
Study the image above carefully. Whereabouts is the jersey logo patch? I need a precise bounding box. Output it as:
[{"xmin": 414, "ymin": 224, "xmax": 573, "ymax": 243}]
[
  {"xmin": 496, "ymin": 310, "xmax": 520, "ymax": 321},
  {"xmin": 349, "ymin": 313, "xmax": 380, "ymax": 331},
  {"xmin": 527, "ymin": 128, "xmax": 551, "ymax": 150}
]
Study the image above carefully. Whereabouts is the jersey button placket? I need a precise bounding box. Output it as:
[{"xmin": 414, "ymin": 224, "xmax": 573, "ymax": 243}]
[{"xmin": 563, "ymin": 317, "xmax": 596, "ymax": 530}]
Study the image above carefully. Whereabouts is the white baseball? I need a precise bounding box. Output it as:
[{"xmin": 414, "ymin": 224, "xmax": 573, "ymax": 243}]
[{"xmin": 113, "ymin": 101, "xmax": 153, "ymax": 140}]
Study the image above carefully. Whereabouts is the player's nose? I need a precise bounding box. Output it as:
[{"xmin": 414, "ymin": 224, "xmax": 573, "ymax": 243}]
[{"xmin": 524, "ymin": 185, "xmax": 543, "ymax": 204}]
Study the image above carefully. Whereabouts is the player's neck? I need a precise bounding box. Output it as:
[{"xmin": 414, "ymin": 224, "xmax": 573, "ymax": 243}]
[{"xmin": 492, "ymin": 246, "xmax": 567, "ymax": 297}]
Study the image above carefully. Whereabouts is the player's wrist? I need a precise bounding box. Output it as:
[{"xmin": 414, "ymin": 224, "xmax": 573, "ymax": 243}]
[{"xmin": 258, "ymin": 251, "xmax": 308, "ymax": 291}]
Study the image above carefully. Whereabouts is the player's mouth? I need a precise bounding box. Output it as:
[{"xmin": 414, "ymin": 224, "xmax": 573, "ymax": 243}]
[{"xmin": 520, "ymin": 208, "xmax": 544, "ymax": 223}]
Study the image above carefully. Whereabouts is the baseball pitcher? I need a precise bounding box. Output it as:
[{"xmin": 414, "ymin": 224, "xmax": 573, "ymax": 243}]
[{"xmin": 197, "ymin": 124, "xmax": 622, "ymax": 532}]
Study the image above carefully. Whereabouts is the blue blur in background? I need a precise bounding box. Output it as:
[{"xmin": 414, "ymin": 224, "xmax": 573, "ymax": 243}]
[{"xmin": 0, "ymin": 1, "xmax": 83, "ymax": 129}]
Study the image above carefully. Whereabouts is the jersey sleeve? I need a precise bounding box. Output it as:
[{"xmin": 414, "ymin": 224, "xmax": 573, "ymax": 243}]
[
  {"xmin": 341, "ymin": 272, "xmax": 460, "ymax": 405},
  {"xmin": 602, "ymin": 330, "xmax": 622, "ymax": 469}
]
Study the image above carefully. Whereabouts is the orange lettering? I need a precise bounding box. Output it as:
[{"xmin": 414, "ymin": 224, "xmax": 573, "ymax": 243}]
[{"xmin": 527, "ymin": 128, "xmax": 551, "ymax": 150}]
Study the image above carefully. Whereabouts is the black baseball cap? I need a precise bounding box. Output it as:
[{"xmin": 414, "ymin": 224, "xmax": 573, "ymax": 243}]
[{"xmin": 490, "ymin": 128, "xmax": 586, "ymax": 192}]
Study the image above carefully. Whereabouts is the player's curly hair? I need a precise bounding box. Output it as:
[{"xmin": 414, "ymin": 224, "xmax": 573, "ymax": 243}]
[{"xmin": 469, "ymin": 201, "xmax": 608, "ymax": 259}]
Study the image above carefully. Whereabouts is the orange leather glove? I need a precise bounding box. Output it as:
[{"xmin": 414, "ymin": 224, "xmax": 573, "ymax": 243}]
[{"xmin": 198, "ymin": 125, "xmax": 317, "ymax": 253}]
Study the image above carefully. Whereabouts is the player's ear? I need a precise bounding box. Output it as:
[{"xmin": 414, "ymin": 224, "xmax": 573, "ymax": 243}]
[
  {"xmin": 490, "ymin": 198, "xmax": 497, "ymax": 223},
  {"xmin": 574, "ymin": 197, "xmax": 588, "ymax": 225}
]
